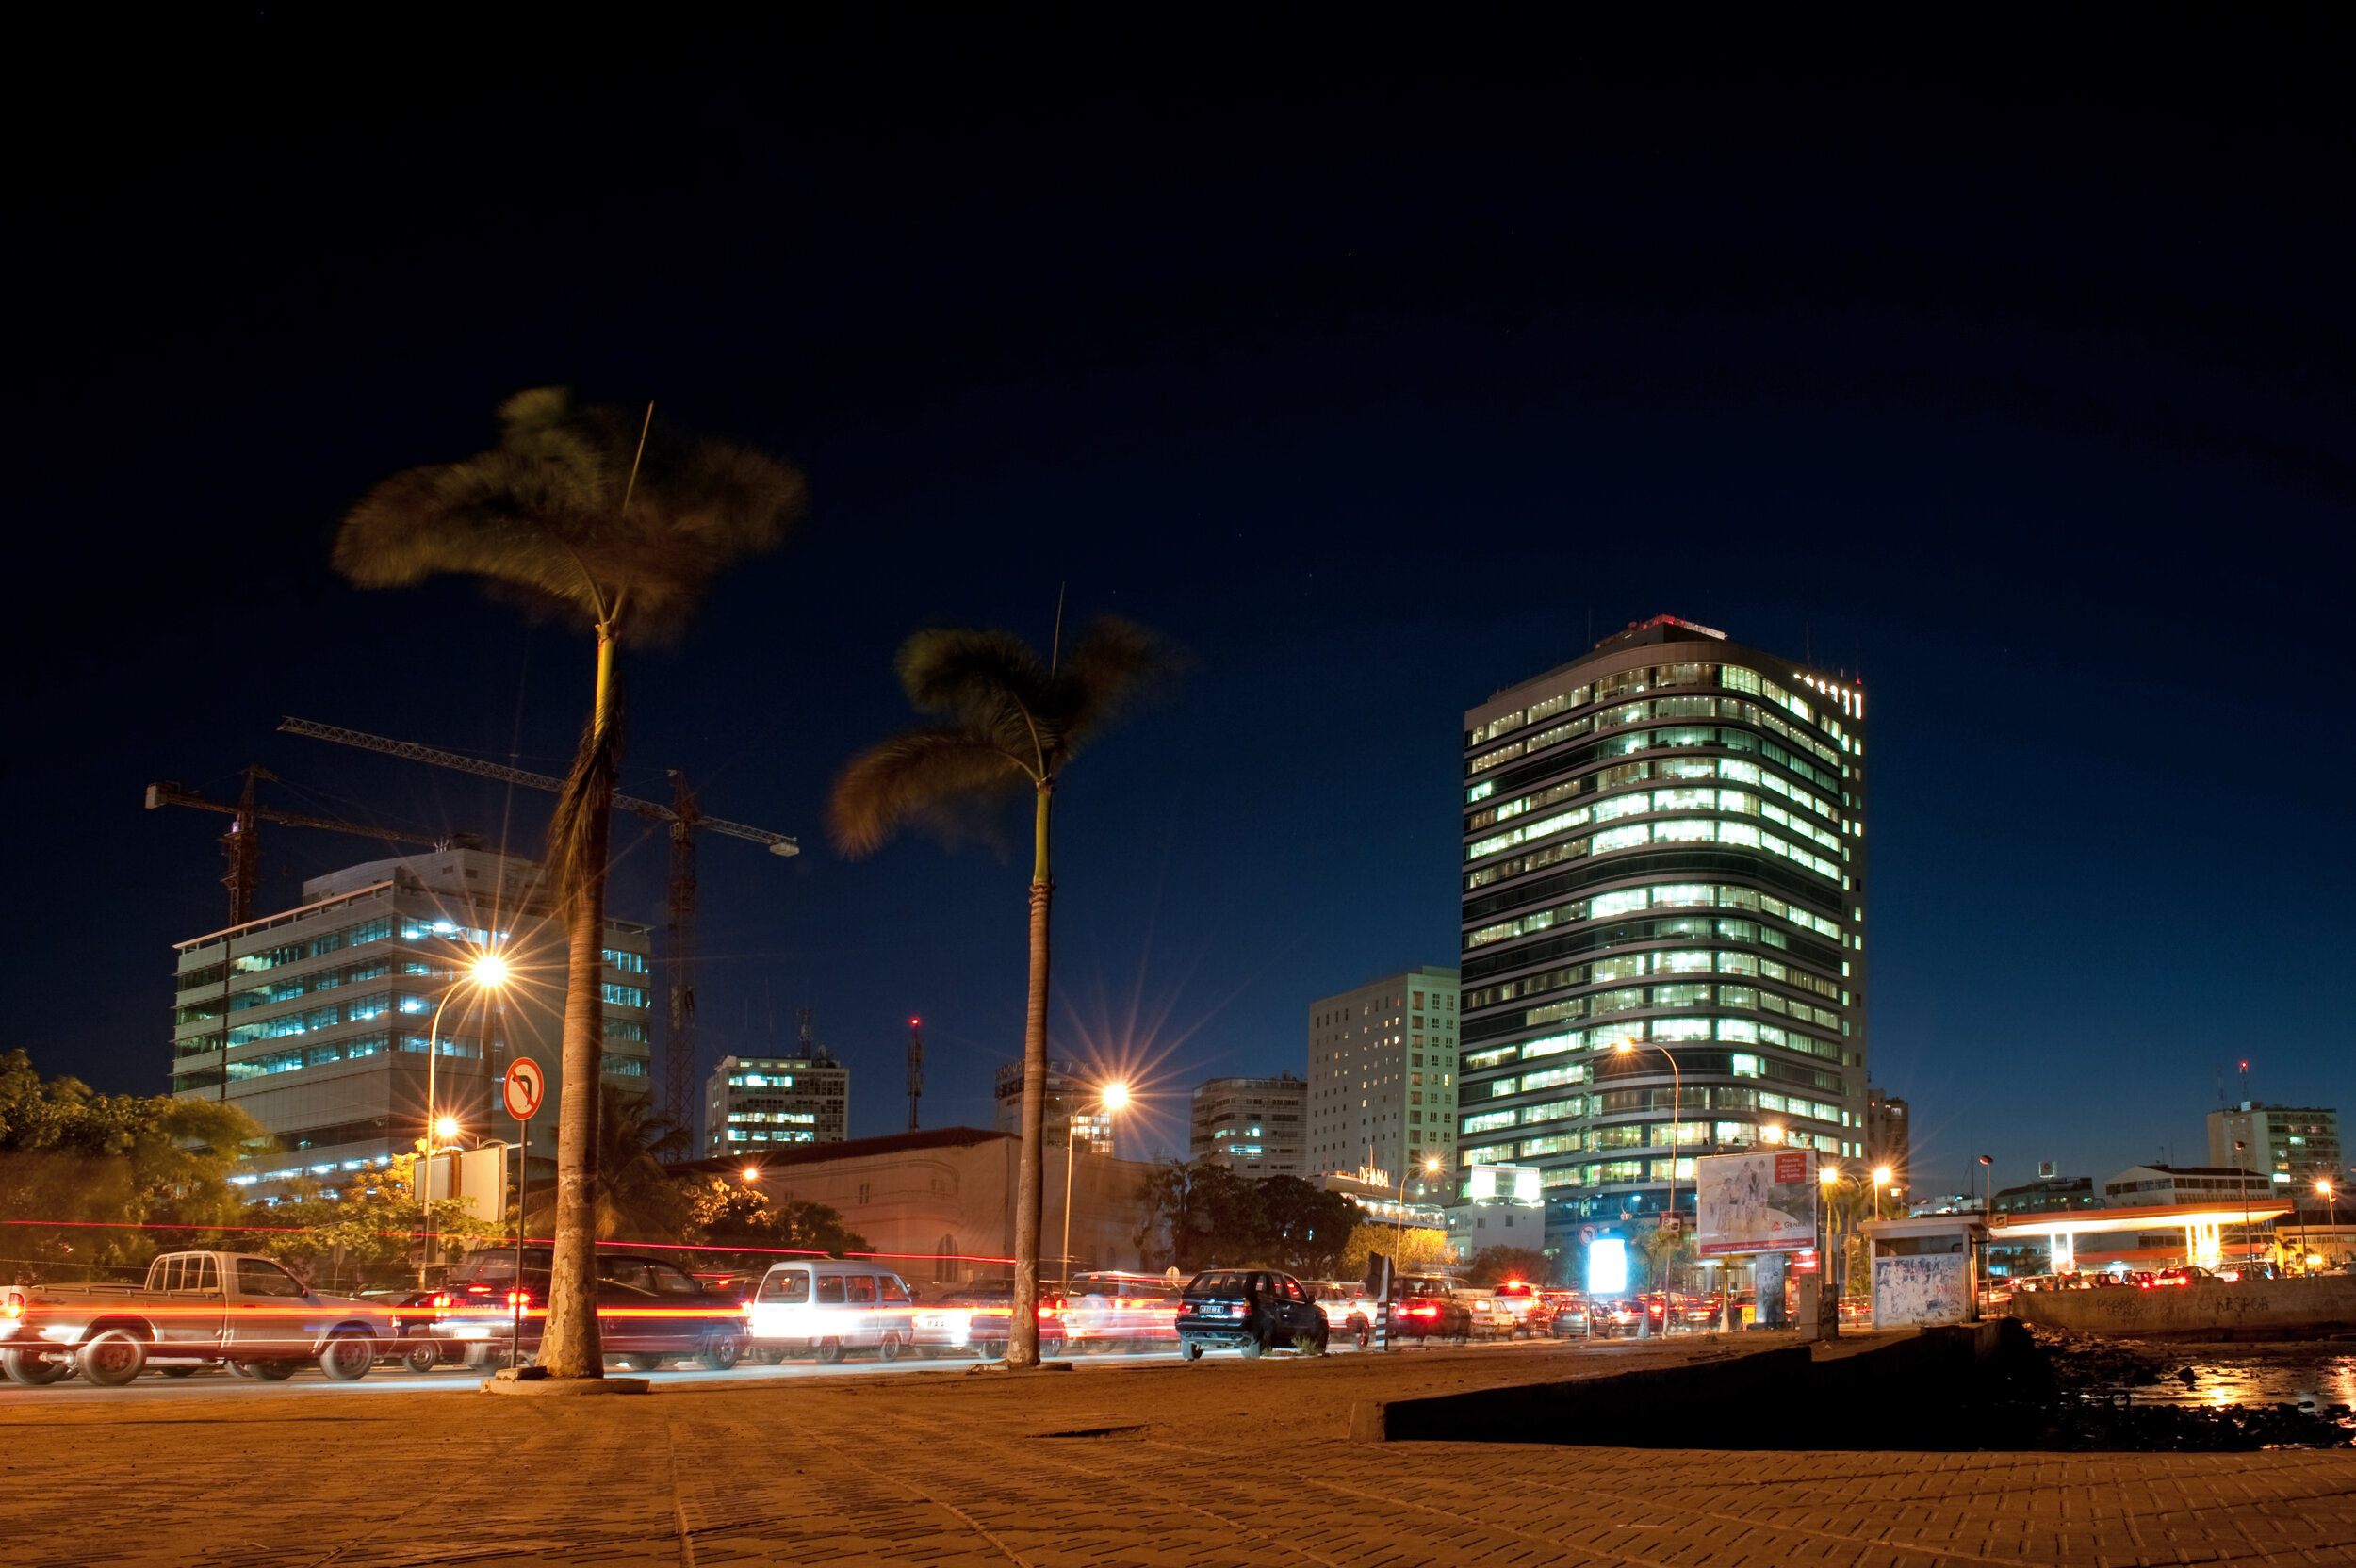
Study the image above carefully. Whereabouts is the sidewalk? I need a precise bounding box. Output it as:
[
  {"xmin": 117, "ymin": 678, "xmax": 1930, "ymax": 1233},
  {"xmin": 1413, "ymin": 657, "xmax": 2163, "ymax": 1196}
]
[{"xmin": 5, "ymin": 1335, "xmax": 2352, "ymax": 1566}]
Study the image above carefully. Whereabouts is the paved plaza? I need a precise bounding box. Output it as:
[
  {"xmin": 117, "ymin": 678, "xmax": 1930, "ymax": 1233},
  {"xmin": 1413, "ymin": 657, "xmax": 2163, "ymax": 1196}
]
[{"xmin": 5, "ymin": 1336, "xmax": 2353, "ymax": 1566}]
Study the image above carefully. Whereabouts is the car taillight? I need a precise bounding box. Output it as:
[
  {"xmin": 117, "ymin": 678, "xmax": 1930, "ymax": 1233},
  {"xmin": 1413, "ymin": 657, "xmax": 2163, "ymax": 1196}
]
[
  {"xmin": 430, "ymin": 1293, "xmax": 451, "ymax": 1308},
  {"xmin": 507, "ymin": 1290, "xmax": 532, "ymax": 1309},
  {"xmin": 1409, "ymin": 1304, "xmax": 1438, "ymax": 1319},
  {"xmin": 3, "ymin": 1291, "xmax": 21, "ymax": 1318}
]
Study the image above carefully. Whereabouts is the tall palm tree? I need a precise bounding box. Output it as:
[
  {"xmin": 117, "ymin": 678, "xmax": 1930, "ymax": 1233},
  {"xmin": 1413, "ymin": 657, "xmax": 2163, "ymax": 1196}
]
[
  {"xmin": 334, "ymin": 387, "xmax": 802, "ymax": 1376},
  {"xmin": 829, "ymin": 616, "xmax": 1170, "ymax": 1364}
]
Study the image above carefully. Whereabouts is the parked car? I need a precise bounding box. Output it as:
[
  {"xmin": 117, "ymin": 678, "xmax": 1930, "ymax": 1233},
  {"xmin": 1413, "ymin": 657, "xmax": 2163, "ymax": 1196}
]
[
  {"xmin": 1541, "ymin": 1290, "xmax": 1588, "ymax": 1336},
  {"xmin": 1058, "ymin": 1271, "xmax": 1181, "ymax": 1352},
  {"xmin": 1176, "ymin": 1269, "xmax": 1329, "ymax": 1359},
  {"xmin": 908, "ymin": 1286, "xmax": 1067, "ymax": 1359},
  {"xmin": 1588, "ymin": 1298, "xmax": 1643, "ymax": 1337},
  {"xmin": 1391, "ymin": 1275, "xmax": 1473, "ymax": 1343},
  {"xmin": 744, "ymin": 1259, "xmax": 921, "ymax": 1364},
  {"xmin": 431, "ymin": 1247, "xmax": 746, "ymax": 1371},
  {"xmin": 2149, "ymin": 1266, "xmax": 2216, "ymax": 1289},
  {"xmin": 1304, "ymin": 1281, "xmax": 1373, "ymax": 1348},
  {"xmin": 1, "ymin": 1250, "xmax": 405, "ymax": 1385}
]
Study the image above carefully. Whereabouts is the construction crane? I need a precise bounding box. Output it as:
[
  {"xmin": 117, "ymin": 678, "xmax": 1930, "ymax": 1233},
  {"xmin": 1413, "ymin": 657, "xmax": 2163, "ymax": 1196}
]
[
  {"xmin": 277, "ymin": 715, "xmax": 800, "ymax": 1141},
  {"xmin": 147, "ymin": 765, "xmax": 447, "ymax": 926}
]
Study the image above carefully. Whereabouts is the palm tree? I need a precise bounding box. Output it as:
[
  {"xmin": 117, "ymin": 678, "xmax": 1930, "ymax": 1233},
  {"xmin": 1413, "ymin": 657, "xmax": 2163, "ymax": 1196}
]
[
  {"xmin": 333, "ymin": 387, "xmax": 802, "ymax": 1376},
  {"xmin": 829, "ymin": 616, "xmax": 1170, "ymax": 1364}
]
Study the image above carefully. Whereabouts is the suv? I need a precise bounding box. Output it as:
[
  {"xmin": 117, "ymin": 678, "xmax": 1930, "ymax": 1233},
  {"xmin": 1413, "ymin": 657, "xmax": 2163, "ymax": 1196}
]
[
  {"xmin": 1392, "ymin": 1275, "xmax": 1472, "ymax": 1342},
  {"xmin": 1176, "ymin": 1269, "xmax": 1329, "ymax": 1359}
]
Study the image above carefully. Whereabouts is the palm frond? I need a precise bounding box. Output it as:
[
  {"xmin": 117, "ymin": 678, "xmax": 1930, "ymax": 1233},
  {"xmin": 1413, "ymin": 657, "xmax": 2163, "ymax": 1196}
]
[
  {"xmin": 828, "ymin": 727, "xmax": 1031, "ymax": 858},
  {"xmin": 896, "ymin": 628, "xmax": 1052, "ymax": 749},
  {"xmin": 1046, "ymin": 615, "xmax": 1183, "ymax": 767},
  {"xmin": 333, "ymin": 388, "xmax": 805, "ymax": 644}
]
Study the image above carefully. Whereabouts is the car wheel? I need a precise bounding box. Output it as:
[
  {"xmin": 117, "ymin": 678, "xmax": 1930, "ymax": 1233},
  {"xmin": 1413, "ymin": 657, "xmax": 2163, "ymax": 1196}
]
[
  {"xmin": 754, "ymin": 1347, "xmax": 786, "ymax": 1365},
  {"xmin": 242, "ymin": 1360, "xmax": 298, "ymax": 1381},
  {"xmin": 1240, "ymin": 1335, "xmax": 1265, "ymax": 1361},
  {"xmin": 1180, "ymin": 1339, "xmax": 1203, "ymax": 1362},
  {"xmin": 814, "ymin": 1337, "xmax": 844, "ymax": 1365},
  {"xmin": 404, "ymin": 1344, "xmax": 439, "ymax": 1373},
  {"xmin": 697, "ymin": 1334, "xmax": 742, "ymax": 1372},
  {"xmin": 877, "ymin": 1333, "xmax": 904, "ymax": 1364},
  {"xmin": 618, "ymin": 1353, "xmax": 666, "ymax": 1372},
  {"xmin": 1352, "ymin": 1318, "xmax": 1371, "ymax": 1349},
  {"xmin": 1312, "ymin": 1327, "xmax": 1330, "ymax": 1356},
  {"xmin": 74, "ymin": 1331, "xmax": 146, "ymax": 1387},
  {"xmin": 3, "ymin": 1349, "xmax": 71, "ymax": 1386},
  {"xmin": 319, "ymin": 1332, "xmax": 374, "ymax": 1382},
  {"xmin": 158, "ymin": 1364, "xmax": 199, "ymax": 1378}
]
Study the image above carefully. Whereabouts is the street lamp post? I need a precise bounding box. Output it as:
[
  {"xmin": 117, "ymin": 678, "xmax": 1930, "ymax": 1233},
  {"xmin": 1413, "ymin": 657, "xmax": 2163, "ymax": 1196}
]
[
  {"xmin": 418, "ymin": 952, "xmax": 510, "ymax": 1287},
  {"xmin": 2233, "ymin": 1139, "xmax": 2253, "ymax": 1275},
  {"xmin": 1059, "ymin": 1082, "xmax": 1129, "ymax": 1289},
  {"xmin": 2319, "ymin": 1180, "xmax": 2339, "ymax": 1267},
  {"xmin": 1612, "ymin": 1040, "xmax": 1685, "ymax": 1331}
]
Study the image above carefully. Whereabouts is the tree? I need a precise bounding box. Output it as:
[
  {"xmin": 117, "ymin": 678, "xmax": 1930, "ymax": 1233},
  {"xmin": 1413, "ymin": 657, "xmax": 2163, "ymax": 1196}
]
[
  {"xmin": 334, "ymin": 389, "xmax": 801, "ymax": 1377},
  {"xmin": 682, "ymin": 1176, "xmax": 869, "ymax": 1267},
  {"xmin": 1337, "ymin": 1223, "xmax": 1453, "ymax": 1280},
  {"xmin": 1256, "ymin": 1176, "xmax": 1362, "ymax": 1278},
  {"xmin": 1636, "ymin": 1220, "xmax": 1695, "ymax": 1295},
  {"xmin": 1137, "ymin": 1157, "xmax": 1267, "ymax": 1273},
  {"xmin": 521, "ymin": 1095, "xmax": 695, "ymax": 1244},
  {"xmin": 240, "ymin": 1157, "xmax": 501, "ymax": 1293},
  {"xmin": 0, "ymin": 1049, "xmax": 266, "ymax": 1282},
  {"xmin": 1464, "ymin": 1244, "xmax": 1552, "ymax": 1288},
  {"xmin": 830, "ymin": 615, "xmax": 1173, "ymax": 1364}
]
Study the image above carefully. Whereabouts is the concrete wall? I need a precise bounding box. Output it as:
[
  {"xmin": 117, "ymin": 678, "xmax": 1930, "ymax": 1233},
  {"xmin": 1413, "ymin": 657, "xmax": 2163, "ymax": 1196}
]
[{"xmin": 2009, "ymin": 1276, "xmax": 2356, "ymax": 1340}]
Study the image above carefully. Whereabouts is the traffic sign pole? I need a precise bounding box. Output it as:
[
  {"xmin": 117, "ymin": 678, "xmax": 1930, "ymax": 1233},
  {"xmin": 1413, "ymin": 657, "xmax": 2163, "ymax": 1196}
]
[{"xmin": 502, "ymin": 1058, "xmax": 544, "ymax": 1370}]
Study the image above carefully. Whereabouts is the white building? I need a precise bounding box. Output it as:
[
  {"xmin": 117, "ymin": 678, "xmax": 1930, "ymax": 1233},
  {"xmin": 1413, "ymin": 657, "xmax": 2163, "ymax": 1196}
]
[
  {"xmin": 171, "ymin": 847, "xmax": 653, "ymax": 1196},
  {"xmin": 1306, "ymin": 965, "xmax": 1461, "ymax": 1200},
  {"xmin": 704, "ymin": 1018, "xmax": 849, "ymax": 1155},
  {"xmin": 1189, "ymin": 1073, "xmax": 1307, "ymax": 1178}
]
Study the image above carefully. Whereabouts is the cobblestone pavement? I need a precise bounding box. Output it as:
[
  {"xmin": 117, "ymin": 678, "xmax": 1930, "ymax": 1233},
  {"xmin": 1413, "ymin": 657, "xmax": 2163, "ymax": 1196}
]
[{"xmin": 5, "ymin": 1336, "xmax": 2354, "ymax": 1567}]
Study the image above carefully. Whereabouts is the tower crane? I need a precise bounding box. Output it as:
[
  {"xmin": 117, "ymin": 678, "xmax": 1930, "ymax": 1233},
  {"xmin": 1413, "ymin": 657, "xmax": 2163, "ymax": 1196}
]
[
  {"xmin": 277, "ymin": 715, "xmax": 800, "ymax": 1142},
  {"xmin": 146, "ymin": 764, "xmax": 448, "ymax": 926}
]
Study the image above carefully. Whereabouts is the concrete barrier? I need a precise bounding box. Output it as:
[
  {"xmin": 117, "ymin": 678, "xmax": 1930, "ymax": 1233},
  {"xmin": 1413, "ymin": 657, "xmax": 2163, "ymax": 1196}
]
[
  {"xmin": 2008, "ymin": 1276, "xmax": 2356, "ymax": 1341},
  {"xmin": 1352, "ymin": 1321, "xmax": 2053, "ymax": 1448}
]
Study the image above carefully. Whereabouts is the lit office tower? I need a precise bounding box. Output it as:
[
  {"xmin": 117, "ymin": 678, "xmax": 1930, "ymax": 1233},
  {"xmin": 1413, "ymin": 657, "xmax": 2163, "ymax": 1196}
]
[
  {"xmin": 1456, "ymin": 615, "xmax": 1869, "ymax": 1233},
  {"xmin": 1306, "ymin": 966, "xmax": 1462, "ymax": 1195},
  {"xmin": 1189, "ymin": 1074, "xmax": 1308, "ymax": 1178},
  {"xmin": 169, "ymin": 848, "xmax": 655, "ymax": 1196},
  {"xmin": 705, "ymin": 1009, "xmax": 850, "ymax": 1154}
]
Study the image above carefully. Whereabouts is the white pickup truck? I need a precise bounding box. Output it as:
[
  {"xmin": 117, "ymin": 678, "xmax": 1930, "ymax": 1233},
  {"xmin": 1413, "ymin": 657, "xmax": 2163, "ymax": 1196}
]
[{"xmin": 1, "ymin": 1250, "xmax": 404, "ymax": 1386}]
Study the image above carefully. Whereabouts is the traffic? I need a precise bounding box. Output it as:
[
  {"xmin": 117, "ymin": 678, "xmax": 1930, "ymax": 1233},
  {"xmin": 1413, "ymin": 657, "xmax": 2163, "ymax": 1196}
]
[{"xmin": 3, "ymin": 1250, "xmax": 1661, "ymax": 1394}]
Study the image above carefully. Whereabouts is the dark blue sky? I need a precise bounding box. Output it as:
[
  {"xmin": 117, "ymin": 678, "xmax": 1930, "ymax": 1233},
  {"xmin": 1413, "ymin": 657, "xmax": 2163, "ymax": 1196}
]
[{"xmin": 8, "ymin": 10, "xmax": 2351, "ymax": 1191}]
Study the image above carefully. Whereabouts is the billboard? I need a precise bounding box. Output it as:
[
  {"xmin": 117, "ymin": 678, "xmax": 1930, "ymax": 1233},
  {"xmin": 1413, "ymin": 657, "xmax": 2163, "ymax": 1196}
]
[{"xmin": 1693, "ymin": 1149, "xmax": 1818, "ymax": 1256}]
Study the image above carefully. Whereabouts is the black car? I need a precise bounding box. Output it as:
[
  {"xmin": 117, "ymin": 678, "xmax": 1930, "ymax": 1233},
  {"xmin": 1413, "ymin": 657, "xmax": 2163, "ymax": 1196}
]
[
  {"xmin": 431, "ymin": 1247, "xmax": 746, "ymax": 1372},
  {"xmin": 1391, "ymin": 1275, "xmax": 1474, "ymax": 1342},
  {"xmin": 1176, "ymin": 1269, "xmax": 1329, "ymax": 1359}
]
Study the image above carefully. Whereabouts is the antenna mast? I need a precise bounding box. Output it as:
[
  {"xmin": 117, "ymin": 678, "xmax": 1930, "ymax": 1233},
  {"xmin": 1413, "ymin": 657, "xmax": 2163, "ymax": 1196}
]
[{"xmin": 907, "ymin": 1017, "xmax": 924, "ymax": 1132}]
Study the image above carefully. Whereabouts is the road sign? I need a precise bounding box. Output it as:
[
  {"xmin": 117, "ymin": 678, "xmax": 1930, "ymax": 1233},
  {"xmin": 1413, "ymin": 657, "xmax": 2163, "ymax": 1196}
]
[
  {"xmin": 1579, "ymin": 1225, "xmax": 1596, "ymax": 1246},
  {"xmin": 1662, "ymin": 1215, "xmax": 1683, "ymax": 1235},
  {"xmin": 502, "ymin": 1056, "xmax": 547, "ymax": 1121}
]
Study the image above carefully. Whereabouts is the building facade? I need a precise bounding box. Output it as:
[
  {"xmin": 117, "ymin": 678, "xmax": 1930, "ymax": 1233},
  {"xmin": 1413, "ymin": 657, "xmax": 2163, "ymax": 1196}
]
[
  {"xmin": 1455, "ymin": 615, "xmax": 1870, "ymax": 1241},
  {"xmin": 694, "ymin": 1126, "xmax": 1159, "ymax": 1283},
  {"xmin": 1189, "ymin": 1073, "xmax": 1307, "ymax": 1178},
  {"xmin": 993, "ymin": 1058, "xmax": 1121, "ymax": 1154},
  {"xmin": 1866, "ymin": 1087, "xmax": 1910, "ymax": 1189},
  {"xmin": 1306, "ymin": 966, "xmax": 1461, "ymax": 1198},
  {"xmin": 2208, "ymin": 1102, "xmax": 2342, "ymax": 1195},
  {"xmin": 170, "ymin": 848, "xmax": 654, "ymax": 1196},
  {"xmin": 703, "ymin": 1031, "xmax": 850, "ymax": 1157}
]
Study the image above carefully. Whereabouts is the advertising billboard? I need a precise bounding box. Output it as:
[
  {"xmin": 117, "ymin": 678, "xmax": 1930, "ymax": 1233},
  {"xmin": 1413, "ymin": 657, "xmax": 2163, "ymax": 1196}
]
[{"xmin": 1693, "ymin": 1149, "xmax": 1818, "ymax": 1256}]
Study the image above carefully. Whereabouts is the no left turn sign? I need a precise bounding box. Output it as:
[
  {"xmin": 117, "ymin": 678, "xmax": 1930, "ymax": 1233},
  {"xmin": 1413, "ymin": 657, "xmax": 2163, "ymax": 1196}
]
[{"xmin": 502, "ymin": 1056, "xmax": 547, "ymax": 1121}]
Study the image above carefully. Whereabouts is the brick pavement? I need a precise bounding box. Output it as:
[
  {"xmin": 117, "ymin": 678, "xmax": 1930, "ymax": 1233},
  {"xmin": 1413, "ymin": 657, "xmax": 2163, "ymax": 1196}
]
[{"xmin": 4, "ymin": 1338, "xmax": 2354, "ymax": 1567}]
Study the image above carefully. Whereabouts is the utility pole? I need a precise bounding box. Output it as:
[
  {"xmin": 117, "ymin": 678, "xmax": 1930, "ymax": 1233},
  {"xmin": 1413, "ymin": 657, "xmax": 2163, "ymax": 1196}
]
[{"xmin": 907, "ymin": 1017, "xmax": 924, "ymax": 1133}]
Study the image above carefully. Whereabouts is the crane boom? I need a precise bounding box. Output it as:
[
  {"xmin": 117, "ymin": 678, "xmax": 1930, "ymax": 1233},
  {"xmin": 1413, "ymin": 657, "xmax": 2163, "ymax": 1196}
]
[
  {"xmin": 145, "ymin": 781, "xmax": 440, "ymax": 847},
  {"xmin": 276, "ymin": 716, "xmax": 799, "ymax": 855}
]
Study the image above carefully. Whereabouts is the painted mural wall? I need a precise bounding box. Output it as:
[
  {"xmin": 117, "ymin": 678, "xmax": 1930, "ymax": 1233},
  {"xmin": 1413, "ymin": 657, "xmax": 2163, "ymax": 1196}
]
[{"xmin": 1873, "ymin": 1253, "xmax": 1971, "ymax": 1328}]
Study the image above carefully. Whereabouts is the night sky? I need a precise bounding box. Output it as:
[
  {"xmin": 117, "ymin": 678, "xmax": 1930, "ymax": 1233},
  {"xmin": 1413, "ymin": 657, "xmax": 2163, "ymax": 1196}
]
[{"xmin": 9, "ymin": 11, "xmax": 2351, "ymax": 1195}]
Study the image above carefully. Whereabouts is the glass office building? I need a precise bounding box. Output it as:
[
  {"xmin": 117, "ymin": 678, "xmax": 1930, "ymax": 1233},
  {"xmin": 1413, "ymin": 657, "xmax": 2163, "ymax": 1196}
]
[{"xmin": 1455, "ymin": 615, "xmax": 1869, "ymax": 1231}]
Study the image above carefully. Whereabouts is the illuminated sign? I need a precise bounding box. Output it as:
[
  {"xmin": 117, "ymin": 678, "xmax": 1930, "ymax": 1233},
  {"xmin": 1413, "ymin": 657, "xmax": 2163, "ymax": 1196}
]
[{"xmin": 1587, "ymin": 1237, "xmax": 1628, "ymax": 1295}]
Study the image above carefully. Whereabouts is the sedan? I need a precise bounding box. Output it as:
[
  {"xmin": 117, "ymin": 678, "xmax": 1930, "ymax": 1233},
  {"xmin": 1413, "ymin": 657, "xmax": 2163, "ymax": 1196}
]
[{"xmin": 909, "ymin": 1288, "xmax": 1068, "ymax": 1359}]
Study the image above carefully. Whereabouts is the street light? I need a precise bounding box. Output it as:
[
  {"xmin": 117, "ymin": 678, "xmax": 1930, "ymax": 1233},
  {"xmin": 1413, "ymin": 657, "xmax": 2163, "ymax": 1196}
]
[
  {"xmin": 2315, "ymin": 1178, "xmax": 2338, "ymax": 1268},
  {"xmin": 418, "ymin": 950, "xmax": 511, "ymax": 1287},
  {"xmin": 1612, "ymin": 1039, "xmax": 1688, "ymax": 1325},
  {"xmin": 1059, "ymin": 1082, "xmax": 1130, "ymax": 1287},
  {"xmin": 1872, "ymin": 1165, "xmax": 1892, "ymax": 1222}
]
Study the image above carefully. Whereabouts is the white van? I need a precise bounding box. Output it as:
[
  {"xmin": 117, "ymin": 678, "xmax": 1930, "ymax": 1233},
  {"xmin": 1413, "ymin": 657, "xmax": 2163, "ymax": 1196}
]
[{"xmin": 746, "ymin": 1261, "xmax": 917, "ymax": 1364}]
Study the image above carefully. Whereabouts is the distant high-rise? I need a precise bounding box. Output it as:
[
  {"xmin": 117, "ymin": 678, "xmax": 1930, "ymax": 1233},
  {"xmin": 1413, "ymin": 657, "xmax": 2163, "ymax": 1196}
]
[
  {"xmin": 1306, "ymin": 966, "xmax": 1461, "ymax": 1199},
  {"xmin": 1456, "ymin": 615, "xmax": 1870, "ymax": 1234},
  {"xmin": 2209, "ymin": 1102, "xmax": 2341, "ymax": 1192},
  {"xmin": 170, "ymin": 847, "xmax": 654, "ymax": 1196},
  {"xmin": 1189, "ymin": 1074, "xmax": 1307, "ymax": 1178},
  {"xmin": 705, "ymin": 1011, "xmax": 849, "ymax": 1155},
  {"xmin": 1867, "ymin": 1087, "xmax": 1910, "ymax": 1188},
  {"xmin": 994, "ymin": 1058, "xmax": 1119, "ymax": 1155}
]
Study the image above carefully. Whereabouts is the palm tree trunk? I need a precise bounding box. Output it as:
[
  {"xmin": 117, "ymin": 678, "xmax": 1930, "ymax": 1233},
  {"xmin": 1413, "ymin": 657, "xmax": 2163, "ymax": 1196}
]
[
  {"xmin": 539, "ymin": 629, "xmax": 617, "ymax": 1378},
  {"xmin": 1008, "ymin": 780, "xmax": 1055, "ymax": 1366}
]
